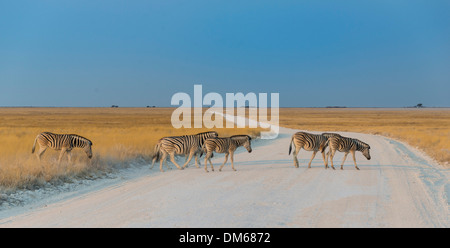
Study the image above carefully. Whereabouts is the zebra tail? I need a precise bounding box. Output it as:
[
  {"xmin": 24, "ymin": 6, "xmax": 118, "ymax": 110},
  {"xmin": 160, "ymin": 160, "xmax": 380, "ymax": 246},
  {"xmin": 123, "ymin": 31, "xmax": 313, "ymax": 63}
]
[
  {"xmin": 151, "ymin": 152, "xmax": 160, "ymax": 166},
  {"xmin": 152, "ymin": 143, "xmax": 161, "ymax": 163},
  {"xmin": 31, "ymin": 136, "xmax": 38, "ymax": 153},
  {"xmin": 321, "ymin": 138, "xmax": 330, "ymax": 153},
  {"xmin": 288, "ymin": 136, "xmax": 294, "ymax": 155}
]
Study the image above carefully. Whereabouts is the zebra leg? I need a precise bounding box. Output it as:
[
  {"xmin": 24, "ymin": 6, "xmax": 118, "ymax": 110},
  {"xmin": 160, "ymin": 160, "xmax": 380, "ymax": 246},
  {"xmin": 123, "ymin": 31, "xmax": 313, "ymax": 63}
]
[
  {"xmin": 36, "ymin": 146, "xmax": 48, "ymax": 162},
  {"xmin": 351, "ymin": 150, "xmax": 359, "ymax": 170},
  {"xmin": 218, "ymin": 153, "xmax": 229, "ymax": 172},
  {"xmin": 67, "ymin": 150, "xmax": 72, "ymax": 164},
  {"xmin": 292, "ymin": 146, "xmax": 300, "ymax": 168},
  {"xmin": 325, "ymin": 149, "xmax": 332, "ymax": 169},
  {"xmin": 58, "ymin": 149, "xmax": 67, "ymax": 164},
  {"xmin": 183, "ymin": 154, "xmax": 189, "ymax": 168},
  {"xmin": 209, "ymin": 157, "xmax": 215, "ymax": 172},
  {"xmin": 307, "ymin": 150, "xmax": 318, "ymax": 168},
  {"xmin": 321, "ymin": 151, "xmax": 327, "ymax": 169},
  {"xmin": 159, "ymin": 152, "xmax": 168, "ymax": 172},
  {"xmin": 151, "ymin": 155, "xmax": 157, "ymax": 169},
  {"xmin": 329, "ymin": 149, "xmax": 336, "ymax": 170},
  {"xmin": 340, "ymin": 152, "xmax": 349, "ymax": 170},
  {"xmin": 151, "ymin": 158, "xmax": 155, "ymax": 169},
  {"xmin": 204, "ymin": 153, "xmax": 208, "ymax": 172},
  {"xmin": 169, "ymin": 152, "xmax": 183, "ymax": 170},
  {"xmin": 164, "ymin": 159, "xmax": 171, "ymax": 170},
  {"xmin": 151, "ymin": 152, "xmax": 165, "ymax": 170},
  {"xmin": 230, "ymin": 151, "xmax": 236, "ymax": 171},
  {"xmin": 208, "ymin": 158, "xmax": 214, "ymax": 171},
  {"xmin": 204, "ymin": 152, "xmax": 212, "ymax": 172},
  {"xmin": 182, "ymin": 150, "xmax": 195, "ymax": 169},
  {"xmin": 194, "ymin": 154, "xmax": 201, "ymax": 168}
]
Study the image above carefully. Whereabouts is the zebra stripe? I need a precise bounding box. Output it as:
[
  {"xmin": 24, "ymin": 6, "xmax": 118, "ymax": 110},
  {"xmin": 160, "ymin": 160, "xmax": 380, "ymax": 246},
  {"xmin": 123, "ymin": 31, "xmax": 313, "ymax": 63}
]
[
  {"xmin": 321, "ymin": 132, "xmax": 342, "ymax": 158},
  {"xmin": 202, "ymin": 135, "xmax": 252, "ymax": 172},
  {"xmin": 152, "ymin": 131, "xmax": 218, "ymax": 172},
  {"xmin": 31, "ymin": 132, "xmax": 93, "ymax": 163},
  {"xmin": 288, "ymin": 132, "xmax": 329, "ymax": 168},
  {"xmin": 321, "ymin": 132, "xmax": 342, "ymax": 139},
  {"xmin": 327, "ymin": 135, "xmax": 371, "ymax": 170}
]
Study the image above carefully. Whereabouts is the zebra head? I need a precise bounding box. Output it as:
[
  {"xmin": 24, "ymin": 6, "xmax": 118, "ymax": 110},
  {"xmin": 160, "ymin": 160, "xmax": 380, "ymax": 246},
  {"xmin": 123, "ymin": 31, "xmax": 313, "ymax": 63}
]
[
  {"xmin": 84, "ymin": 140, "xmax": 93, "ymax": 159},
  {"xmin": 244, "ymin": 136, "xmax": 252, "ymax": 153},
  {"xmin": 71, "ymin": 134, "xmax": 93, "ymax": 159},
  {"xmin": 359, "ymin": 142, "xmax": 371, "ymax": 160},
  {"xmin": 232, "ymin": 135, "xmax": 252, "ymax": 153},
  {"xmin": 208, "ymin": 131, "xmax": 219, "ymax": 138}
]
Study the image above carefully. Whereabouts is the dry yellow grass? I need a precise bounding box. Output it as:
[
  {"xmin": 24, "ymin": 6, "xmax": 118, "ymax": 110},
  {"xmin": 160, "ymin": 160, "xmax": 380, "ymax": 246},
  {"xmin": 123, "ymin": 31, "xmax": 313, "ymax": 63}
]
[
  {"xmin": 0, "ymin": 107, "xmax": 262, "ymax": 192},
  {"xmin": 278, "ymin": 108, "xmax": 450, "ymax": 166}
]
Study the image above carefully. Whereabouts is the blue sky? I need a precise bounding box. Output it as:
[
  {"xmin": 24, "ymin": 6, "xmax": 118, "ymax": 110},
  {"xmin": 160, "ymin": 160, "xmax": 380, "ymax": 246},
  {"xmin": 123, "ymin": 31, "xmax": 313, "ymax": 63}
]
[{"xmin": 1, "ymin": 0, "xmax": 449, "ymax": 107}]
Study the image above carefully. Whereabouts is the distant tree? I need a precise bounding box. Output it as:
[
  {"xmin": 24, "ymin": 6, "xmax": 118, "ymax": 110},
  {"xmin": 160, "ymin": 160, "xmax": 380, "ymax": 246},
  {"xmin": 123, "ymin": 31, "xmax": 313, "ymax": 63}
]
[{"xmin": 416, "ymin": 103, "xmax": 423, "ymax": 108}]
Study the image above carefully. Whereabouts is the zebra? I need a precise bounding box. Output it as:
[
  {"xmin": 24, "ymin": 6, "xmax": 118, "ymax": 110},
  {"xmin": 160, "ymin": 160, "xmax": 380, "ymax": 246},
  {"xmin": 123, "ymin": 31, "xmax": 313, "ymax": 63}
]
[
  {"xmin": 151, "ymin": 138, "xmax": 205, "ymax": 171},
  {"xmin": 151, "ymin": 131, "xmax": 218, "ymax": 172},
  {"xmin": 31, "ymin": 132, "xmax": 93, "ymax": 164},
  {"xmin": 327, "ymin": 135, "xmax": 371, "ymax": 170},
  {"xmin": 201, "ymin": 135, "xmax": 252, "ymax": 172},
  {"xmin": 288, "ymin": 132, "xmax": 329, "ymax": 168},
  {"xmin": 150, "ymin": 137, "xmax": 195, "ymax": 170}
]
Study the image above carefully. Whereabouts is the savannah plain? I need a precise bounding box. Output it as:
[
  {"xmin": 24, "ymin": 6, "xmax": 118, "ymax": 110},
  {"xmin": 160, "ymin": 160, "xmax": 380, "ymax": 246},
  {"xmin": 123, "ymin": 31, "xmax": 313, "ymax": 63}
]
[{"xmin": 0, "ymin": 107, "xmax": 449, "ymax": 196}]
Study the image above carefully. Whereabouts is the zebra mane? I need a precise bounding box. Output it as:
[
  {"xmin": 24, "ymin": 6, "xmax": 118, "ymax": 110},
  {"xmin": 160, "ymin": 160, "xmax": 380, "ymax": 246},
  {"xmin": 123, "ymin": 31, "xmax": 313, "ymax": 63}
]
[
  {"xmin": 322, "ymin": 132, "xmax": 341, "ymax": 138},
  {"xmin": 353, "ymin": 138, "xmax": 369, "ymax": 150},
  {"xmin": 166, "ymin": 131, "xmax": 215, "ymax": 139},
  {"xmin": 230, "ymin": 135, "xmax": 251, "ymax": 141},
  {"xmin": 196, "ymin": 131, "xmax": 218, "ymax": 136}
]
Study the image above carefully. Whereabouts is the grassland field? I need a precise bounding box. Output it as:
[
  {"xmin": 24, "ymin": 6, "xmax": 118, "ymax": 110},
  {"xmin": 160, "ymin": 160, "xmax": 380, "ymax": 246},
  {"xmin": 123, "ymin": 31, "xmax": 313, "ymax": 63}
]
[
  {"xmin": 0, "ymin": 107, "xmax": 448, "ymax": 194},
  {"xmin": 0, "ymin": 107, "xmax": 262, "ymax": 192}
]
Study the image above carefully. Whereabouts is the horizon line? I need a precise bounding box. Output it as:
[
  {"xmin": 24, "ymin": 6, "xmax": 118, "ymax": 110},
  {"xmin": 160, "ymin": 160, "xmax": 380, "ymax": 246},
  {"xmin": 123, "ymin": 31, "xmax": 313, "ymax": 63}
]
[{"xmin": 1, "ymin": 106, "xmax": 449, "ymax": 109}]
